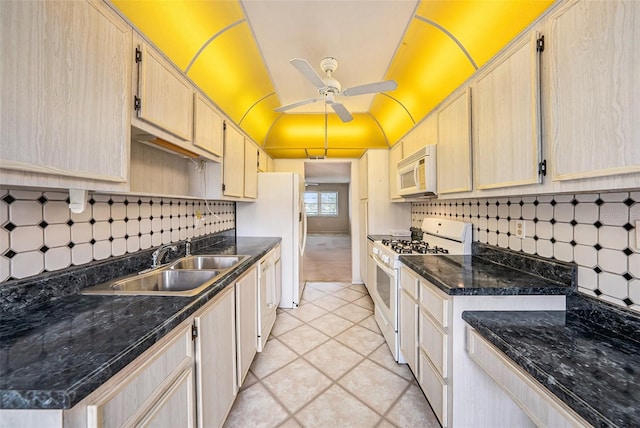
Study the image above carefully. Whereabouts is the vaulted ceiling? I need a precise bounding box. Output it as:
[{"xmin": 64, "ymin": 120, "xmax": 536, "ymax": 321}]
[{"xmin": 111, "ymin": 0, "xmax": 555, "ymax": 159}]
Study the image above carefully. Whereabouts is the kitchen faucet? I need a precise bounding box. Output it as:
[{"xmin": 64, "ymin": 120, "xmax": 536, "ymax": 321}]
[
  {"xmin": 185, "ymin": 238, "xmax": 191, "ymax": 257},
  {"xmin": 151, "ymin": 244, "xmax": 178, "ymax": 268}
]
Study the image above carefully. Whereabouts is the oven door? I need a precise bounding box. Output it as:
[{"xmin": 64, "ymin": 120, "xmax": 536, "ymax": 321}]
[{"xmin": 371, "ymin": 252, "xmax": 397, "ymax": 331}]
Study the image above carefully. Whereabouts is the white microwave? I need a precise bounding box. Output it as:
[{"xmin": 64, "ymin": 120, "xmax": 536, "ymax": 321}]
[{"xmin": 397, "ymin": 145, "xmax": 437, "ymax": 197}]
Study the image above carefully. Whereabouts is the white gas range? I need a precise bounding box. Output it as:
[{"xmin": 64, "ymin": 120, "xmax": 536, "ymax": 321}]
[{"xmin": 370, "ymin": 218, "xmax": 472, "ymax": 362}]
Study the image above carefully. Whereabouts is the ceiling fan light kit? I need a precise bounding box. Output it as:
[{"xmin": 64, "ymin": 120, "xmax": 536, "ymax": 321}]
[{"xmin": 275, "ymin": 56, "xmax": 398, "ymax": 123}]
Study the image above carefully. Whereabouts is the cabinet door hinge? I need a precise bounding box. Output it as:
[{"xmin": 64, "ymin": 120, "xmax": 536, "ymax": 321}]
[
  {"xmin": 538, "ymin": 159, "xmax": 547, "ymax": 176},
  {"xmin": 222, "ymin": 183, "xmax": 226, "ymax": 192},
  {"xmin": 134, "ymin": 96, "xmax": 141, "ymax": 112},
  {"xmin": 223, "ymin": 121, "xmax": 227, "ymax": 131},
  {"xmin": 135, "ymin": 47, "xmax": 143, "ymax": 63},
  {"xmin": 191, "ymin": 324, "xmax": 198, "ymax": 340},
  {"xmin": 536, "ymin": 35, "xmax": 545, "ymax": 53}
]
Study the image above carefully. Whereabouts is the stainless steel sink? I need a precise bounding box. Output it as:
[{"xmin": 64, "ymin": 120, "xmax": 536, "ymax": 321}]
[
  {"xmin": 81, "ymin": 269, "xmax": 221, "ymax": 297},
  {"xmin": 80, "ymin": 254, "xmax": 250, "ymax": 297},
  {"xmin": 168, "ymin": 255, "xmax": 249, "ymax": 270}
]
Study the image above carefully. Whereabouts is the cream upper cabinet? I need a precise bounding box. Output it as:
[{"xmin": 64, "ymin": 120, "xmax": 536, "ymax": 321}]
[
  {"xmin": 193, "ymin": 93, "xmax": 223, "ymax": 158},
  {"xmin": 134, "ymin": 37, "xmax": 193, "ymax": 142},
  {"xmin": 389, "ymin": 142, "xmax": 403, "ymax": 200},
  {"xmin": 437, "ymin": 89, "xmax": 472, "ymax": 194},
  {"xmin": 549, "ymin": 0, "xmax": 640, "ymax": 181},
  {"xmin": 244, "ymin": 140, "xmax": 258, "ymax": 199},
  {"xmin": 223, "ymin": 124, "xmax": 245, "ymax": 198},
  {"xmin": 194, "ymin": 286, "xmax": 237, "ymax": 428},
  {"xmin": 0, "ymin": 0, "xmax": 131, "ymax": 190},
  {"xmin": 472, "ymin": 32, "xmax": 542, "ymax": 190},
  {"xmin": 257, "ymin": 147, "xmax": 268, "ymax": 172}
]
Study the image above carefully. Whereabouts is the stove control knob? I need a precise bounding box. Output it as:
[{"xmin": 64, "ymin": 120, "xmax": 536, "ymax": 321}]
[
  {"xmin": 372, "ymin": 247, "xmax": 379, "ymax": 255},
  {"xmin": 382, "ymin": 254, "xmax": 390, "ymax": 264}
]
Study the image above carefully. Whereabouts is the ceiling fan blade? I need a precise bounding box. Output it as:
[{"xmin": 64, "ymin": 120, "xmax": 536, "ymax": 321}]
[
  {"xmin": 342, "ymin": 80, "xmax": 398, "ymax": 96},
  {"xmin": 290, "ymin": 58, "xmax": 326, "ymax": 89},
  {"xmin": 331, "ymin": 102, "xmax": 353, "ymax": 123},
  {"xmin": 274, "ymin": 97, "xmax": 319, "ymax": 112}
]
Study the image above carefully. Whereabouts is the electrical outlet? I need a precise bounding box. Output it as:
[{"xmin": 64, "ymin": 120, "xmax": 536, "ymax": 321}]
[
  {"xmin": 195, "ymin": 210, "xmax": 205, "ymax": 229},
  {"xmin": 514, "ymin": 220, "xmax": 526, "ymax": 239}
]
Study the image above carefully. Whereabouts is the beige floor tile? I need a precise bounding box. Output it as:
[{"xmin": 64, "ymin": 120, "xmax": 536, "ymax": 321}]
[
  {"xmin": 271, "ymin": 312, "xmax": 304, "ymax": 337},
  {"xmin": 277, "ymin": 324, "xmax": 330, "ymax": 355},
  {"xmin": 295, "ymin": 384, "xmax": 382, "ymax": 428},
  {"xmin": 304, "ymin": 339, "xmax": 365, "ymax": 380},
  {"xmin": 240, "ymin": 370, "xmax": 259, "ymax": 391},
  {"xmin": 368, "ymin": 344, "xmax": 415, "ymax": 381},
  {"xmin": 330, "ymin": 287, "xmax": 366, "ymax": 302},
  {"xmin": 348, "ymin": 284, "xmax": 368, "ymax": 294},
  {"xmin": 263, "ymin": 359, "xmax": 332, "ymax": 413},
  {"xmin": 278, "ymin": 418, "xmax": 302, "ymax": 428},
  {"xmin": 338, "ymin": 359, "xmax": 410, "ymax": 414},
  {"xmin": 223, "ymin": 382, "xmax": 289, "ymax": 428},
  {"xmin": 333, "ymin": 302, "xmax": 373, "ymax": 323},
  {"xmin": 308, "ymin": 312, "xmax": 354, "ymax": 337},
  {"xmin": 307, "ymin": 282, "xmax": 347, "ymax": 293},
  {"xmin": 386, "ymin": 383, "xmax": 441, "ymax": 428},
  {"xmin": 300, "ymin": 287, "xmax": 327, "ymax": 302},
  {"xmin": 352, "ymin": 294, "xmax": 375, "ymax": 310},
  {"xmin": 311, "ymin": 294, "xmax": 349, "ymax": 311},
  {"xmin": 377, "ymin": 420, "xmax": 397, "ymax": 428},
  {"xmin": 358, "ymin": 315, "xmax": 381, "ymax": 334},
  {"xmin": 250, "ymin": 338, "xmax": 299, "ymax": 379},
  {"xmin": 287, "ymin": 302, "xmax": 327, "ymax": 323},
  {"xmin": 335, "ymin": 324, "xmax": 384, "ymax": 356}
]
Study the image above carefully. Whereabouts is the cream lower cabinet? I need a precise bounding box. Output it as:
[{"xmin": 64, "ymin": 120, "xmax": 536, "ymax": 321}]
[
  {"xmin": 466, "ymin": 327, "xmax": 591, "ymax": 428},
  {"xmin": 84, "ymin": 322, "xmax": 196, "ymax": 428},
  {"xmin": 236, "ymin": 266, "xmax": 258, "ymax": 387},
  {"xmin": 399, "ymin": 266, "xmax": 419, "ymax": 374},
  {"xmin": 0, "ymin": 0, "xmax": 131, "ymax": 192},
  {"xmin": 258, "ymin": 247, "xmax": 281, "ymax": 352},
  {"xmin": 194, "ymin": 286, "xmax": 238, "ymax": 428}
]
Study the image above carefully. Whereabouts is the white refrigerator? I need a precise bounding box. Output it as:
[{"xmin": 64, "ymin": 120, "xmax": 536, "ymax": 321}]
[{"xmin": 236, "ymin": 173, "xmax": 307, "ymax": 308}]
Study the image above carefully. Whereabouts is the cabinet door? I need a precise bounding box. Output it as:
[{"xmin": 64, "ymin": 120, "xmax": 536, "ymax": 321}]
[
  {"xmin": 136, "ymin": 41, "xmax": 193, "ymax": 141},
  {"xmin": 257, "ymin": 147, "xmax": 268, "ymax": 172},
  {"xmin": 400, "ymin": 289, "xmax": 418, "ymax": 374},
  {"xmin": 139, "ymin": 367, "xmax": 196, "ymax": 428},
  {"xmin": 0, "ymin": 0, "xmax": 130, "ymax": 185},
  {"xmin": 550, "ymin": 0, "xmax": 640, "ymax": 181},
  {"xmin": 473, "ymin": 32, "xmax": 542, "ymax": 190},
  {"xmin": 236, "ymin": 266, "xmax": 258, "ymax": 386},
  {"xmin": 244, "ymin": 140, "xmax": 258, "ymax": 198},
  {"xmin": 359, "ymin": 152, "xmax": 369, "ymax": 199},
  {"xmin": 194, "ymin": 287, "xmax": 237, "ymax": 428},
  {"xmin": 389, "ymin": 142, "xmax": 403, "ymax": 200},
  {"xmin": 193, "ymin": 93, "xmax": 223, "ymax": 157},
  {"xmin": 223, "ymin": 125, "xmax": 245, "ymax": 198},
  {"xmin": 437, "ymin": 89, "xmax": 472, "ymax": 194}
]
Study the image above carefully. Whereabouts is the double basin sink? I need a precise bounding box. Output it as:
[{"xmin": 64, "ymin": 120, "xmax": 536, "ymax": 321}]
[{"xmin": 81, "ymin": 255, "xmax": 249, "ymax": 297}]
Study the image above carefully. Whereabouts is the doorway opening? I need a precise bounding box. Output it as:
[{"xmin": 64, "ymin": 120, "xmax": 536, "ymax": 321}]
[{"xmin": 303, "ymin": 161, "xmax": 352, "ymax": 282}]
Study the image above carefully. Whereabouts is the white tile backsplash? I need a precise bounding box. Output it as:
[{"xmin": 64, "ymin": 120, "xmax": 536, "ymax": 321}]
[
  {"xmin": 0, "ymin": 189, "xmax": 235, "ymax": 282},
  {"xmin": 412, "ymin": 190, "xmax": 640, "ymax": 313}
]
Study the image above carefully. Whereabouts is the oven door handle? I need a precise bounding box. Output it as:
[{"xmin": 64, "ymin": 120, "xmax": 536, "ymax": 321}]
[{"xmin": 373, "ymin": 253, "xmax": 395, "ymax": 277}]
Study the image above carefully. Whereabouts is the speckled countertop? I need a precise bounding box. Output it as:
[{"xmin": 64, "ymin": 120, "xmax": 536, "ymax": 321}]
[
  {"xmin": 399, "ymin": 254, "xmax": 573, "ymax": 296},
  {"xmin": 0, "ymin": 237, "xmax": 280, "ymax": 410},
  {"xmin": 463, "ymin": 295, "xmax": 640, "ymax": 428}
]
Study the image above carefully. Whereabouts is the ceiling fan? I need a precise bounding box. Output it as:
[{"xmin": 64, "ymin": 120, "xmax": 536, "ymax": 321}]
[{"xmin": 274, "ymin": 57, "xmax": 398, "ymax": 122}]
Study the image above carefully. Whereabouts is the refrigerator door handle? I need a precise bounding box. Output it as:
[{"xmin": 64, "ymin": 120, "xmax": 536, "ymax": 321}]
[{"xmin": 299, "ymin": 199, "xmax": 307, "ymax": 256}]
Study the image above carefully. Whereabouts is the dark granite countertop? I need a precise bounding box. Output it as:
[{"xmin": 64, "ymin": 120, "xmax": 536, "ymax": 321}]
[
  {"xmin": 399, "ymin": 254, "xmax": 573, "ymax": 296},
  {"xmin": 0, "ymin": 237, "xmax": 280, "ymax": 410},
  {"xmin": 462, "ymin": 295, "xmax": 640, "ymax": 427}
]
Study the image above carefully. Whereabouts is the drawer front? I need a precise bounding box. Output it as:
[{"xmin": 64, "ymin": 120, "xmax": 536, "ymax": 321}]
[
  {"xmin": 419, "ymin": 309, "xmax": 448, "ymax": 378},
  {"xmin": 419, "ymin": 350, "xmax": 448, "ymax": 427},
  {"xmin": 87, "ymin": 324, "xmax": 193, "ymax": 428},
  {"xmin": 400, "ymin": 266, "xmax": 419, "ymax": 299},
  {"xmin": 420, "ymin": 280, "xmax": 449, "ymax": 328}
]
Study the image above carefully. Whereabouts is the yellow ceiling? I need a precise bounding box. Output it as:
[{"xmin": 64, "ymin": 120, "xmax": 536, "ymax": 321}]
[{"xmin": 111, "ymin": 0, "xmax": 555, "ymax": 159}]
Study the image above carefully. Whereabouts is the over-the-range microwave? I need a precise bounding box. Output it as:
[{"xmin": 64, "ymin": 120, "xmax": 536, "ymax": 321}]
[{"xmin": 397, "ymin": 145, "xmax": 437, "ymax": 197}]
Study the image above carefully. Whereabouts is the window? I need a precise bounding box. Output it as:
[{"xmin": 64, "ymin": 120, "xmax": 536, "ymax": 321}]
[{"xmin": 304, "ymin": 191, "xmax": 338, "ymax": 217}]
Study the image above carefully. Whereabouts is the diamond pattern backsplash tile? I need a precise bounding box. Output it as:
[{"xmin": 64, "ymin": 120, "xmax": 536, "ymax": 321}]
[
  {"xmin": 412, "ymin": 190, "xmax": 640, "ymax": 313},
  {"xmin": 0, "ymin": 187, "xmax": 235, "ymax": 282}
]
